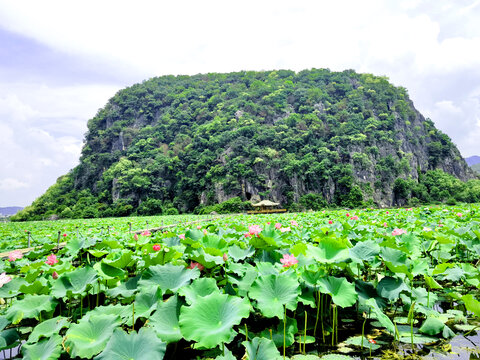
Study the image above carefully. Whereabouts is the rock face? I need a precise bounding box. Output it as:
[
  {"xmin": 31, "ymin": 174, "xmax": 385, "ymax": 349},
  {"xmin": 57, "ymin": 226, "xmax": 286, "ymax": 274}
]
[{"xmin": 21, "ymin": 69, "xmax": 478, "ymax": 216}]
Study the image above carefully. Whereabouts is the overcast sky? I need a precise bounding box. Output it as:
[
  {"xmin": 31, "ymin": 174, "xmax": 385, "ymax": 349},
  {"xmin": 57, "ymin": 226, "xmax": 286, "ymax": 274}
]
[{"xmin": 1, "ymin": 0, "xmax": 480, "ymax": 207}]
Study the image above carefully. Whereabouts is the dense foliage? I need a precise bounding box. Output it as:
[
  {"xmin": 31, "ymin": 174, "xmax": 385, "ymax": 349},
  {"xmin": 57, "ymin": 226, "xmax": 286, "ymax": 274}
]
[
  {"xmin": 1, "ymin": 206, "xmax": 480, "ymax": 359},
  {"xmin": 12, "ymin": 69, "xmax": 477, "ymax": 221}
]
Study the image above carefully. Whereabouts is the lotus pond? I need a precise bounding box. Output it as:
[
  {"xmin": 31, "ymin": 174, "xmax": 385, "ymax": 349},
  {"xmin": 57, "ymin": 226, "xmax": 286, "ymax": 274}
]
[{"xmin": 0, "ymin": 205, "xmax": 479, "ymax": 359}]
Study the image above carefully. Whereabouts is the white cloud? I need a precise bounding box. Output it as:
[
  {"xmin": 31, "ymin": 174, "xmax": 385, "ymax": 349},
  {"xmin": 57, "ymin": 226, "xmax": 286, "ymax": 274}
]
[{"xmin": 0, "ymin": 178, "xmax": 28, "ymax": 191}]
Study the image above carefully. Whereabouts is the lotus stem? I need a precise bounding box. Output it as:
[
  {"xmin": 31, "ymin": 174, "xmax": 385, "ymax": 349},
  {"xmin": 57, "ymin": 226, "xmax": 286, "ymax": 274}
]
[
  {"xmin": 321, "ymin": 293, "xmax": 325, "ymax": 343},
  {"xmin": 269, "ymin": 328, "xmax": 272, "ymax": 341},
  {"xmin": 283, "ymin": 305, "xmax": 286, "ymax": 360},
  {"xmin": 304, "ymin": 310, "xmax": 307, "ymax": 354},
  {"xmin": 314, "ymin": 290, "xmax": 320, "ymax": 337},
  {"xmin": 132, "ymin": 302, "xmax": 135, "ymax": 332},
  {"xmin": 245, "ymin": 323, "xmax": 249, "ymax": 341}
]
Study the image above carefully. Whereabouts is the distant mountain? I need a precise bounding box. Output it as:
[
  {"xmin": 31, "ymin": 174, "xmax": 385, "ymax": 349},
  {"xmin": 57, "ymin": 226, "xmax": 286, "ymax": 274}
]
[
  {"xmin": 0, "ymin": 206, "xmax": 23, "ymax": 216},
  {"xmin": 466, "ymin": 156, "xmax": 480, "ymax": 166}
]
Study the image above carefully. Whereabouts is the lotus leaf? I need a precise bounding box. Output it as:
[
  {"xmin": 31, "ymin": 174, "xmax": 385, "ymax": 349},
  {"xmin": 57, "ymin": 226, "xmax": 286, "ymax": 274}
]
[
  {"xmin": 178, "ymin": 278, "xmax": 219, "ymax": 305},
  {"xmin": 94, "ymin": 328, "xmax": 166, "ymax": 360},
  {"xmin": 64, "ymin": 314, "xmax": 119, "ymax": 358},
  {"xmin": 149, "ymin": 295, "xmax": 182, "ymax": 343},
  {"xmin": 242, "ymin": 337, "xmax": 282, "ymax": 360},
  {"xmin": 22, "ymin": 334, "xmax": 62, "ymax": 360},
  {"xmin": 28, "ymin": 316, "xmax": 69, "ymax": 344},
  {"xmin": 248, "ymin": 271, "xmax": 300, "ymax": 318},
  {"xmin": 179, "ymin": 291, "xmax": 251, "ymax": 348},
  {"xmin": 318, "ymin": 276, "xmax": 357, "ymax": 308},
  {"xmin": 6, "ymin": 295, "xmax": 57, "ymax": 324},
  {"xmin": 138, "ymin": 263, "xmax": 199, "ymax": 292}
]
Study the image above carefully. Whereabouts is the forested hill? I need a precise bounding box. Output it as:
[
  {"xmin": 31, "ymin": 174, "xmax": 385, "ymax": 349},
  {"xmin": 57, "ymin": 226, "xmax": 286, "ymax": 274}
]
[{"xmin": 13, "ymin": 69, "xmax": 479, "ymax": 220}]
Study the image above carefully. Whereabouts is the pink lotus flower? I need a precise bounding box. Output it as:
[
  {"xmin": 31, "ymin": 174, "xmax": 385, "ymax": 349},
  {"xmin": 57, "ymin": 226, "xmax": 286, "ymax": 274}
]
[
  {"xmin": 386, "ymin": 211, "xmax": 389, "ymax": 214},
  {"xmin": 383, "ymin": 222, "xmax": 387, "ymax": 227},
  {"xmin": 290, "ymin": 220, "xmax": 298, "ymax": 226},
  {"xmin": 280, "ymin": 253, "xmax": 298, "ymax": 268},
  {"xmin": 0, "ymin": 273, "xmax": 12, "ymax": 288},
  {"xmin": 328, "ymin": 220, "xmax": 333, "ymax": 224},
  {"xmin": 275, "ymin": 223, "xmax": 282, "ymax": 229},
  {"xmin": 346, "ymin": 213, "xmax": 350, "ymax": 217},
  {"xmin": 197, "ymin": 225, "xmax": 202, "ymax": 230},
  {"xmin": 244, "ymin": 233, "xmax": 251, "ymax": 238},
  {"xmin": 188, "ymin": 262, "xmax": 205, "ymax": 271},
  {"xmin": 8, "ymin": 250, "xmax": 23, "ymax": 262},
  {"xmin": 63, "ymin": 233, "xmax": 67, "ymax": 237},
  {"xmin": 141, "ymin": 230, "xmax": 151, "ymax": 237},
  {"xmin": 392, "ymin": 228, "xmax": 407, "ymax": 236},
  {"xmin": 223, "ymin": 253, "xmax": 228, "ymax": 262},
  {"xmin": 267, "ymin": 222, "xmax": 271, "ymax": 225},
  {"xmin": 280, "ymin": 227, "xmax": 291, "ymax": 233},
  {"xmin": 456, "ymin": 213, "xmax": 463, "ymax": 217},
  {"xmin": 249, "ymin": 225, "xmax": 262, "ymax": 236},
  {"xmin": 134, "ymin": 234, "xmax": 139, "ymax": 241},
  {"xmin": 52, "ymin": 271, "xmax": 59, "ymax": 280},
  {"xmin": 45, "ymin": 254, "xmax": 59, "ymax": 266},
  {"xmin": 203, "ymin": 229, "xmax": 208, "ymax": 235},
  {"xmin": 350, "ymin": 215, "xmax": 359, "ymax": 220},
  {"xmin": 178, "ymin": 234, "xmax": 185, "ymax": 239},
  {"xmin": 153, "ymin": 244, "xmax": 161, "ymax": 251}
]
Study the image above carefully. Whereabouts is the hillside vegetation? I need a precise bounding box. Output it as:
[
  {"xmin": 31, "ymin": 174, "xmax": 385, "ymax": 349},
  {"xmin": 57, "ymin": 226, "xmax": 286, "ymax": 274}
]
[{"xmin": 13, "ymin": 69, "xmax": 479, "ymax": 220}]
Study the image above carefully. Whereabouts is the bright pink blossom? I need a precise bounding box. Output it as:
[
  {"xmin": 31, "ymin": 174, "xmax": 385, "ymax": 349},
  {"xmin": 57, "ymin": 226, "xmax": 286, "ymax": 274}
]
[
  {"xmin": 203, "ymin": 229, "xmax": 208, "ymax": 235},
  {"xmin": 244, "ymin": 233, "xmax": 251, "ymax": 238},
  {"xmin": 134, "ymin": 234, "xmax": 139, "ymax": 241},
  {"xmin": 0, "ymin": 273, "xmax": 12, "ymax": 287},
  {"xmin": 280, "ymin": 253, "xmax": 298, "ymax": 268},
  {"xmin": 63, "ymin": 233, "xmax": 67, "ymax": 237},
  {"xmin": 188, "ymin": 262, "xmax": 205, "ymax": 271},
  {"xmin": 290, "ymin": 220, "xmax": 298, "ymax": 226},
  {"xmin": 249, "ymin": 225, "xmax": 262, "ymax": 236},
  {"xmin": 386, "ymin": 211, "xmax": 389, "ymax": 214},
  {"xmin": 153, "ymin": 244, "xmax": 161, "ymax": 251},
  {"xmin": 350, "ymin": 215, "xmax": 359, "ymax": 220},
  {"xmin": 223, "ymin": 253, "xmax": 228, "ymax": 262},
  {"xmin": 52, "ymin": 271, "xmax": 59, "ymax": 280},
  {"xmin": 178, "ymin": 234, "xmax": 185, "ymax": 240},
  {"xmin": 346, "ymin": 213, "xmax": 350, "ymax": 217},
  {"xmin": 275, "ymin": 223, "xmax": 282, "ymax": 229},
  {"xmin": 280, "ymin": 227, "xmax": 291, "ymax": 233},
  {"xmin": 45, "ymin": 254, "xmax": 58, "ymax": 266},
  {"xmin": 328, "ymin": 220, "xmax": 333, "ymax": 224},
  {"xmin": 267, "ymin": 222, "xmax": 271, "ymax": 225},
  {"xmin": 141, "ymin": 230, "xmax": 151, "ymax": 237},
  {"xmin": 456, "ymin": 213, "xmax": 463, "ymax": 217},
  {"xmin": 197, "ymin": 225, "xmax": 202, "ymax": 230},
  {"xmin": 383, "ymin": 222, "xmax": 387, "ymax": 227},
  {"xmin": 392, "ymin": 228, "xmax": 407, "ymax": 236},
  {"xmin": 8, "ymin": 250, "xmax": 23, "ymax": 262}
]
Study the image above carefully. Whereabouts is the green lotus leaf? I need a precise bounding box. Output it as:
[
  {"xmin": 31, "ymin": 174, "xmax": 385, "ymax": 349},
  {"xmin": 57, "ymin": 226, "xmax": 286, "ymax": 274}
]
[
  {"xmin": 138, "ymin": 264, "xmax": 199, "ymax": 292},
  {"xmin": 149, "ymin": 295, "xmax": 182, "ymax": 343},
  {"xmin": 64, "ymin": 314, "xmax": 119, "ymax": 358},
  {"xmin": 94, "ymin": 261, "xmax": 126, "ymax": 280},
  {"xmin": 106, "ymin": 275, "xmax": 140, "ymax": 298},
  {"xmin": 103, "ymin": 249, "xmax": 133, "ymax": 268},
  {"xmin": 462, "ymin": 294, "xmax": 480, "ymax": 317},
  {"xmin": 22, "ymin": 334, "xmax": 62, "ymax": 360},
  {"xmin": 381, "ymin": 247, "xmax": 410, "ymax": 274},
  {"xmin": 321, "ymin": 355, "xmax": 355, "ymax": 360},
  {"xmin": 366, "ymin": 298, "xmax": 395, "ymax": 335},
  {"xmin": 242, "ymin": 337, "xmax": 282, "ymax": 360},
  {"xmin": 81, "ymin": 304, "xmax": 131, "ymax": 326},
  {"xmin": 344, "ymin": 335, "xmax": 381, "ymax": 350},
  {"xmin": 51, "ymin": 266, "xmax": 98, "ymax": 298},
  {"xmin": 0, "ymin": 277, "xmax": 27, "ymax": 298},
  {"xmin": 28, "ymin": 316, "xmax": 69, "ymax": 344},
  {"xmin": 228, "ymin": 245, "xmax": 255, "ymax": 261},
  {"xmin": 179, "ymin": 291, "xmax": 251, "ymax": 348},
  {"xmin": 318, "ymin": 276, "xmax": 357, "ymax": 308},
  {"xmin": 259, "ymin": 316, "xmax": 297, "ymax": 347},
  {"xmin": 189, "ymin": 249, "xmax": 225, "ymax": 268},
  {"xmin": 424, "ymin": 275, "xmax": 443, "ymax": 290},
  {"xmin": 135, "ymin": 287, "xmax": 162, "ymax": 318},
  {"xmin": 349, "ymin": 240, "xmax": 380, "ymax": 262},
  {"xmin": 248, "ymin": 271, "xmax": 300, "ymax": 318},
  {"xmin": 308, "ymin": 237, "xmax": 350, "ymax": 263},
  {"xmin": 88, "ymin": 249, "xmax": 109, "ymax": 258},
  {"xmin": 65, "ymin": 236, "xmax": 97, "ymax": 256},
  {"xmin": 6, "ymin": 295, "xmax": 58, "ymax": 324},
  {"xmin": 355, "ymin": 280, "xmax": 386, "ymax": 308},
  {"xmin": 94, "ymin": 328, "xmax": 166, "ymax": 360},
  {"xmin": 291, "ymin": 355, "xmax": 322, "ymax": 360},
  {"xmin": 398, "ymin": 334, "xmax": 439, "ymax": 344},
  {"xmin": 19, "ymin": 278, "xmax": 50, "ymax": 295},
  {"xmin": 0, "ymin": 328, "xmax": 20, "ymax": 350},
  {"xmin": 227, "ymin": 268, "xmax": 258, "ymax": 297},
  {"xmin": 143, "ymin": 247, "xmax": 182, "ymax": 267},
  {"xmin": 377, "ymin": 276, "xmax": 408, "ymax": 301},
  {"xmin": 178, "ymin": 278, "xmax": 219, "ymax": 305}
]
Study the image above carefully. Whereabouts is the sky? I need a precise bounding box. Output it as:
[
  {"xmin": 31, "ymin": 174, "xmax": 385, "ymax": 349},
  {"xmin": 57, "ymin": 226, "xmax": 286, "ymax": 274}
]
[{"xmin": 0, "ymin": 0, "xmax": 480, "ymax": 207}]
